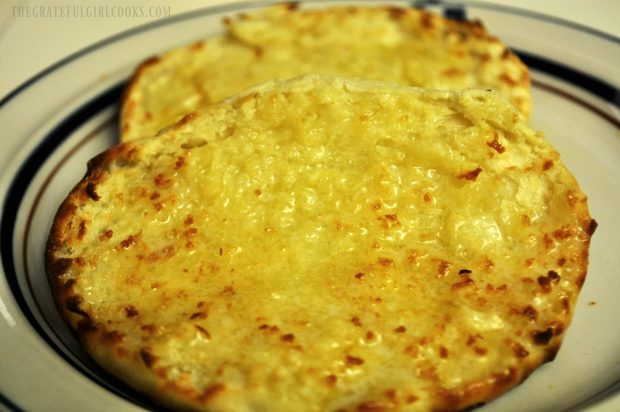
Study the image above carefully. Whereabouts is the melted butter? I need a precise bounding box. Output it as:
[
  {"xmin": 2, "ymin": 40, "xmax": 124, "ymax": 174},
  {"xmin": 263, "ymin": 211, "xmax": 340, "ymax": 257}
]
[
  {"xmin": 63, "ymin": 76, "xmax": 590, "ymax": 412},
  {"xmin": 464, "ymin": 309, "xmax": 505, "ymax": 331}
]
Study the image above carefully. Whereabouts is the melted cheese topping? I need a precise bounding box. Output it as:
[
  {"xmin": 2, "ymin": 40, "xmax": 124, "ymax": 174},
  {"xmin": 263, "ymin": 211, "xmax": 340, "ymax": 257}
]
[
  {"xmin": 51, "ymin": 76, "xmax": 591, "ymax": 411},
  {"xmin": 121, "ymin": 4, "xmax": 530, "ymax": 141}
]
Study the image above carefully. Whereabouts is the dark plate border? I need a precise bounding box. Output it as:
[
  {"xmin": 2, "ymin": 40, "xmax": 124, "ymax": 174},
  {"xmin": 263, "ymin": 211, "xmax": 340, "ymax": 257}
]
[
  {"xmin": 0, "ymin": 1, "xmax": 619, "ymax": 410},
  {"xmin": 0, "ymin": 390, "xmax": 24, "ymax": 412}
]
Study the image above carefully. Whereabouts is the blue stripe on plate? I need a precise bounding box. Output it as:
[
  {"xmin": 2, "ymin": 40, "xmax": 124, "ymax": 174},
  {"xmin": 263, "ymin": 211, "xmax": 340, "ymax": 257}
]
[
  {"xmin": 0, "ymin": 391, "xmax": 24, "ymax": 412},
  {"xmin": 1, "ymin": 52, "xmax": 618, "ymax": 409},
  {"xmin": 0, "ymin": 2, "xmax": 618, "ymax": 410},
  {"xmin": 0, "ymin": 83, "xmax": 161, "ymax": 410},
  {"xmin": 1, "ymin": 0, "xmax": 618, "ymax": 109},
  {"xmin": 516, "ymin": 50, "xmax": 620, "ymax": 109},
  {"xmin": 413, "ymin": 0, "xmax": 620, "ymax": 44},
  {"xmin": 418, "ymin": 2, "xmax": 620, "ymax": 108}
]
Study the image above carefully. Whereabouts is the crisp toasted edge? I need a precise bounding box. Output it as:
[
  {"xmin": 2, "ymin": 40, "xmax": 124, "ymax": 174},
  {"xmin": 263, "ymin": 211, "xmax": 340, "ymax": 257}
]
[
  {"xmin": 120, "ymin": 56, "xmax": 161, "ymax": 138},
  {"xmin": 44, "ymin": 141, "xmax": 240, "ymax": 410}
]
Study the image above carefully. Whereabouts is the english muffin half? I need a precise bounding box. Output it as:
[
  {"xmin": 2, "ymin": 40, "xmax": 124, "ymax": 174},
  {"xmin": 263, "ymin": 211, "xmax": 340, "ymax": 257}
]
[
  {"xmin": 49, "ymin": 75, "xmax": 592, "ymax": 411},
  {"xmin": 120, "ymin": 4, "xmax": 531, "ymax": 142}
]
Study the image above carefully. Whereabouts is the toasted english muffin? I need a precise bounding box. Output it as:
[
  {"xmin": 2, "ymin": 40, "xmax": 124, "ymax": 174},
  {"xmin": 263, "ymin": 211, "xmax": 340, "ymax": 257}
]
[
  {"xmin": 48, "ymin": 75, "xmax": 592, "ymax": 411},
  {"xmin": 120, "ymin": 3, "xmax": 531, "ymax": 142}
]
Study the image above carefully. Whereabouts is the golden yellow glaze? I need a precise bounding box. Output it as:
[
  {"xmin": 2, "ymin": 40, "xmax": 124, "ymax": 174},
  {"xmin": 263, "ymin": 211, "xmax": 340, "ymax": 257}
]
[{"xmin": 49, "ymin": 76, "xmax": 592, "ymax": 411}]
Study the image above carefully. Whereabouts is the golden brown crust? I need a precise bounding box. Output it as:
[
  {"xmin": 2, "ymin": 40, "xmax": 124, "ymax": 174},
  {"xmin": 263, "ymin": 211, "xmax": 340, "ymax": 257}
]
[
  {"xmin": 49, "ymin": 76, "xmax": 591, "ymax": 411},
  {"xmin": 120, "ymin": 56, "xmax": 161, "ymax": 136}
]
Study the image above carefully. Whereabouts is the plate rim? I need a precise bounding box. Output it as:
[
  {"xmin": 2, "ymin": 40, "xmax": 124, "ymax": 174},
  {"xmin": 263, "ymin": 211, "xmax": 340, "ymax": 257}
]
[
  {"xmin": 1, "ymin": 0, "xmax": 619, "ymax": 109},
  {"xmin": 1, "ymin": 1, "xmax": 619, "ymax": 411}
]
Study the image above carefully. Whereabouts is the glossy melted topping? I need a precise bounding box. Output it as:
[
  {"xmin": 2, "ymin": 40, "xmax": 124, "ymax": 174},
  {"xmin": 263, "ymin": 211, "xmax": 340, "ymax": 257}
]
[{"xmin": 51, "ymin": 76, "xmax": 591, "ymax": 411}]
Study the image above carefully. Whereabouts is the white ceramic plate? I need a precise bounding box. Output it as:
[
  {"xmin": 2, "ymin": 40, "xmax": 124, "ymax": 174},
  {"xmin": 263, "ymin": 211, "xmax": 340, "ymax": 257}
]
[{"xmin": 1, "ymin": 1, "xmax": 619, "ymax": 411}]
